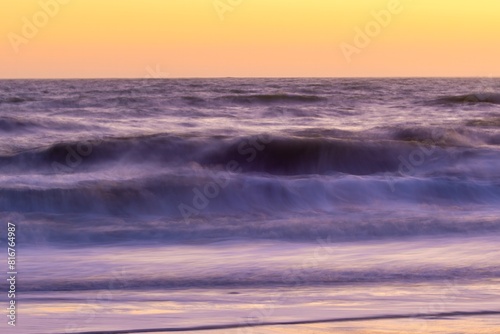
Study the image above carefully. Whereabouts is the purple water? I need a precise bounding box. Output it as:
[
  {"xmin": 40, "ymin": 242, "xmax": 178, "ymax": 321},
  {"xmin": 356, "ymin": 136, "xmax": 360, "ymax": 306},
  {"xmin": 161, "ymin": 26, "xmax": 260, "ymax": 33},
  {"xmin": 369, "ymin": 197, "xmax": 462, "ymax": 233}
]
[{"xmin": 0, "ymin": 78, "xmax": 499, "ymax": 333}]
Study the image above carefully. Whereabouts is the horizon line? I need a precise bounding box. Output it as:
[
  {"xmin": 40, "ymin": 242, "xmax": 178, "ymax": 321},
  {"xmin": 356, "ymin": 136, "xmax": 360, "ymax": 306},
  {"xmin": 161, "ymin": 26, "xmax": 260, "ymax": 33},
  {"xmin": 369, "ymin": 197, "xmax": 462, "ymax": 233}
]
[{"xmin": 0, "ymin": 76, "xmax": 498, "ymax": 80}]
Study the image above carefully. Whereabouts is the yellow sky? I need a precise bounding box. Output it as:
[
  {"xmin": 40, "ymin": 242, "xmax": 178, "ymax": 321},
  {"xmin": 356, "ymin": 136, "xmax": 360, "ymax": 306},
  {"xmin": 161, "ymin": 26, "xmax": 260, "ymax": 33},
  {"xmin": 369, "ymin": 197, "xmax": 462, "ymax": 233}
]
[{"xmin": 1, "ymin": 0, "xmax": 499, "ymax": 78}]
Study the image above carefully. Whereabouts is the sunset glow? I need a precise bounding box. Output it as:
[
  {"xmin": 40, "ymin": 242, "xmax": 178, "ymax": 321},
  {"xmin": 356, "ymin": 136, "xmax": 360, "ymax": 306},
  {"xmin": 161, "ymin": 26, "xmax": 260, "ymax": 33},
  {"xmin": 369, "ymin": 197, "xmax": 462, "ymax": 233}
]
[{"xmin": 1, "ymin": 0, "xmax": 499, "ymax": 78}]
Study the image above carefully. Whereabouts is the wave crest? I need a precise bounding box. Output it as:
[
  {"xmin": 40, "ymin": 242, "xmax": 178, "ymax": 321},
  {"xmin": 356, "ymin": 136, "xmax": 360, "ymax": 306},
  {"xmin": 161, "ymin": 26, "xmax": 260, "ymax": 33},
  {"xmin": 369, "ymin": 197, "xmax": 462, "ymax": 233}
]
[{"xmin": 434, "ymin": 93, "xmax": 500, "ymax": 104}]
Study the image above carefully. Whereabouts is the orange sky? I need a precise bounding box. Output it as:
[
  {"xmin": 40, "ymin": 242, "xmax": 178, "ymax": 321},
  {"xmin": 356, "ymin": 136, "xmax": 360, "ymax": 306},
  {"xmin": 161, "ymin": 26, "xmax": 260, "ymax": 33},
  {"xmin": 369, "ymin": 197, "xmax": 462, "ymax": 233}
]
[{"xmin": 1, "ymin": 0, "xmax": 499, "ymax": 78}]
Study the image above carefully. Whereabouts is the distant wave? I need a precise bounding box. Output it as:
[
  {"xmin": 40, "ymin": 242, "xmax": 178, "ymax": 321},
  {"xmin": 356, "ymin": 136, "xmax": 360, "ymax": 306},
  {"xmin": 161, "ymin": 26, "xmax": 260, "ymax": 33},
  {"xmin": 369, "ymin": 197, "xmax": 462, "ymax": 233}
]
[
  {"xmin": 0, "ymin": 96, "xmax": 32, "ymax": 104},
  {"xmin": 181, "ymin": 95, "xmax": 207, "ymax": 105},
  {"xmin": 56, "ymin": 310, "xmax": 500, "ymax": 334},
  {"xmin": 216, "ymin": 93, "xmax": 327, "ymax": 104},
  {"xmin": 433, "ymin": 93, "xmax": 500, "ymax": 105}
]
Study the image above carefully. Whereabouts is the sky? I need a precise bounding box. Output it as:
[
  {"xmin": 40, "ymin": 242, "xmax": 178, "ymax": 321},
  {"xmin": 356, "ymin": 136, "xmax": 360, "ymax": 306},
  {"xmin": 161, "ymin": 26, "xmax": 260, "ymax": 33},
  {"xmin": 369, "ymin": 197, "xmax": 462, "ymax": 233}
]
[{"xmin": 1, "ymin": 0, "xmax": 499, "ymax": 78}]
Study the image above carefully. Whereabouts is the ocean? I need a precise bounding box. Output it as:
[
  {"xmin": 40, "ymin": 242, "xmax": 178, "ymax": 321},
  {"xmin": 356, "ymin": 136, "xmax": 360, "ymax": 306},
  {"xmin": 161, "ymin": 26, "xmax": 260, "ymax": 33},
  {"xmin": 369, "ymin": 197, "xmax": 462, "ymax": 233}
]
[{"xmin": 0, "ymin": 78, "xmax": 499, "ymax": 334}]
